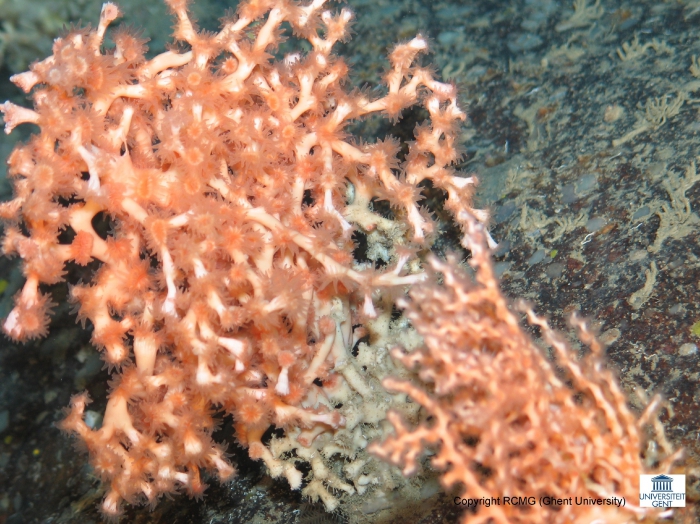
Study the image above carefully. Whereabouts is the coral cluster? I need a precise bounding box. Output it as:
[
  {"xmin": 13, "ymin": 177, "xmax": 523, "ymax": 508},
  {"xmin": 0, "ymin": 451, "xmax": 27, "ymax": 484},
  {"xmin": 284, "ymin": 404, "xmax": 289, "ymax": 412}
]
[
  {"xmin": 370, "ymin": 212, "xmax": 679, "ymax": 524},
  {"xmin": 1, "ymin": 0, "xmax": 677, "ymax": 521},
  {"xmin": 0, "ymin": 0, "xmax": 480, "ymax": 515}
]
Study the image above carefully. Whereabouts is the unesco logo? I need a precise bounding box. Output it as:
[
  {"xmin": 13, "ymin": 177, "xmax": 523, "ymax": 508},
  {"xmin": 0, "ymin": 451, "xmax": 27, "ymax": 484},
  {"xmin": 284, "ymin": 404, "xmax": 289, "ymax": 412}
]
[{"xmin": 639, "ymin": 474, "xmax": 685, "ymax": 508}]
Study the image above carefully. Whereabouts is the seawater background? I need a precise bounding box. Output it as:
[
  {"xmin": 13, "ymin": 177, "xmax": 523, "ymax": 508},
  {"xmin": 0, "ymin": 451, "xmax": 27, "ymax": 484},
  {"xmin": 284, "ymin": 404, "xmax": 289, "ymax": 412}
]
[{"xmin": 1, "ymin": 0, "xmax": 699, "ymax": 522}]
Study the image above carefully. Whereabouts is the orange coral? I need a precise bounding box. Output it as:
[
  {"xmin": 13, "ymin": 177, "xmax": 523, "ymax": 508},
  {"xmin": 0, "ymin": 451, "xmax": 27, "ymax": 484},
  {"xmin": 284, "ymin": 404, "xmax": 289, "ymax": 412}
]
[
  {"xmin": 0, "ymin": 0, "xmax": 483, "ymax": 515},
  {"xmin": 370, "ymin": 211, "xmax": 680, "ymax": 524}
]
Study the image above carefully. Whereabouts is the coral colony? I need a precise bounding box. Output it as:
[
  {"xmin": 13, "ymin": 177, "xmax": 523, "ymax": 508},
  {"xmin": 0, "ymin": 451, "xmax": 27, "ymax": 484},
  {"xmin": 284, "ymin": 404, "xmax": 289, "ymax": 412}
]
[
  {"xmin": 370, "ymin": 213, "xmax": 680, "ymax": 523},
  {"xmin": 0, "ymin": 0, "xmax": 679, "ymax": 521}
]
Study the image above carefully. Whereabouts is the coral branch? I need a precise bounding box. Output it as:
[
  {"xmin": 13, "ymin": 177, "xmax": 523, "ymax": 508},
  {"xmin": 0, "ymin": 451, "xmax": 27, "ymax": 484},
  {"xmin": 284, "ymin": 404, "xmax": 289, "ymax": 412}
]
[{"xmin": 370, "ymin": 212, "xmax": 677, "ymax": 523}]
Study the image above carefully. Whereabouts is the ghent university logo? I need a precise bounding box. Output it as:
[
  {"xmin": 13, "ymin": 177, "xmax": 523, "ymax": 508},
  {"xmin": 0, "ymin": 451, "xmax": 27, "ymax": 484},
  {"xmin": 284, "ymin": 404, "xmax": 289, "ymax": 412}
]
[{"xmin": 639, "ymin": 474, "xmax": 686, "ymax": 508}]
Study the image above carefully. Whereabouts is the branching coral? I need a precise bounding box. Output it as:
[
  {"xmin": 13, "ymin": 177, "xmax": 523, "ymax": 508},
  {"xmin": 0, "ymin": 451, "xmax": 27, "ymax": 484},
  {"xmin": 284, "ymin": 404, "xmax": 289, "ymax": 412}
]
[
  {"xmin": 0, "ymin": 0, "xmax": 483, "ymax": 516},
  {"xmin": 370, "ymin": 211, "xmax": 680, "ymax": 524}
]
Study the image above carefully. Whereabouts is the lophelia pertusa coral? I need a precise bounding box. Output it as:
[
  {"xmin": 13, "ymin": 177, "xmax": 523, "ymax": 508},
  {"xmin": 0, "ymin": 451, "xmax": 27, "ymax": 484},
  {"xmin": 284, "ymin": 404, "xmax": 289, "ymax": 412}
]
[{"xmin": 0, "ymin": 0, "xmax": 484, "ymax": 516}]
